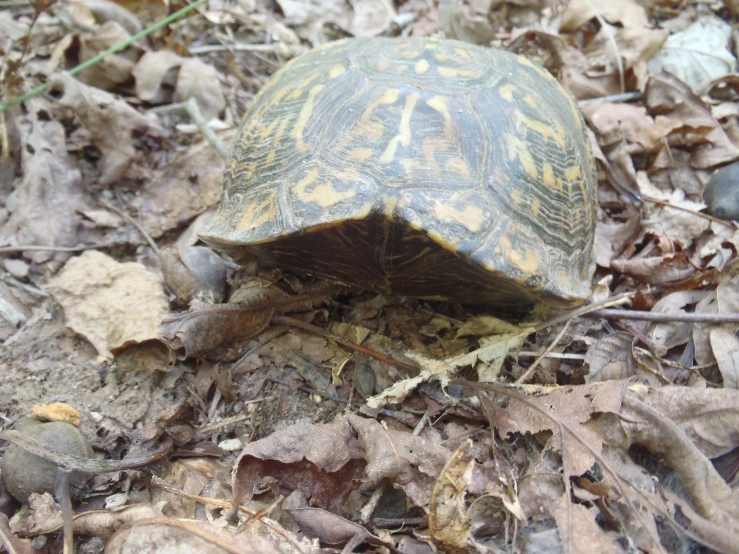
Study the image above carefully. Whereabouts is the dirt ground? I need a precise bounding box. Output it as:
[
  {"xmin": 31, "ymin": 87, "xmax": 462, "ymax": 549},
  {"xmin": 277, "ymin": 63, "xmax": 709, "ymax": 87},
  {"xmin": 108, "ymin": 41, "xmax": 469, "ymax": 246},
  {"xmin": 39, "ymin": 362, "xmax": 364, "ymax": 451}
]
[{"xmin": 1, "ymin": 0, "xmax": 739, "ymax": 553}]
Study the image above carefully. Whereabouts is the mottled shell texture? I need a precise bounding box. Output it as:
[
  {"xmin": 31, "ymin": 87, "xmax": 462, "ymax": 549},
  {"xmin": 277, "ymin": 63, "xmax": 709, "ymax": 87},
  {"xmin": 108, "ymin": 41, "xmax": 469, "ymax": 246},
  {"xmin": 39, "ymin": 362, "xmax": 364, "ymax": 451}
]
[{"xmin": 200, "ymin": 36, "xmax": 597, "ymax": 309}]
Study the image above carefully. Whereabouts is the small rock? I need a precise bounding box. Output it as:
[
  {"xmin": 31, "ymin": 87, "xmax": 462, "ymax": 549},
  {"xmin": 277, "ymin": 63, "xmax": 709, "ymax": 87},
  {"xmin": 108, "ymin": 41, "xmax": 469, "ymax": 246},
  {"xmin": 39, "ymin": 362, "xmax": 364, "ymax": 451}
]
[
  {"xmin": 704, "ymin": 162, "xmax": 739, "ymax": 221},
  {"xmin": 1, "ymin": 418, "xmax": 92, "ymax": 503},
  {"xmin": 3, "ymin": 258, "xmax": 29, "ymax": 278}
]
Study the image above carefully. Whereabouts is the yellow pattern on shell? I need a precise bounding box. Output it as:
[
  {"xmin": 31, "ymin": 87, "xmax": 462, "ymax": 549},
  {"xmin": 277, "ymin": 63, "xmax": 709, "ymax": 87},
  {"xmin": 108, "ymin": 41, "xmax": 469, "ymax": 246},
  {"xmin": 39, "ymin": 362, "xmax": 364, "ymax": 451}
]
[
  {"xmin": 291, "ymin": 84, "xmax": 325, "ymax": 153},
  {"xmin": 379, "ymin": 93, "xmax": 420, "ymax": 164}
]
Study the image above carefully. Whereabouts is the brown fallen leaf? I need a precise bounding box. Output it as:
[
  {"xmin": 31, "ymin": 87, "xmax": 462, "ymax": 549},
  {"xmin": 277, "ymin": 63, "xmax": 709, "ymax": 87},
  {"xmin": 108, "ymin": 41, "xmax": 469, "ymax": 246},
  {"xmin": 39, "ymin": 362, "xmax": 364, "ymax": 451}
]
[
  {"xmin": 231, "ymin": 415, "xmax": 365, "ymax": 514},
  {"xmin": 47, "ymin": 250, "xmax": 169, "ymax": 358},
  {"xmin": 347, "ymin": 414, "xmax": 451, "ymax": 508},
  {"xmin": 646, "ymin": 73, "xmax": 739, "ymax": 169},
  {"xmin": 584, "ymin": 331, "xmax": 637, "ymax": 383},
  {"xmin": 288, "ymin": 506, "xmax": 402, "ymax": 552}
]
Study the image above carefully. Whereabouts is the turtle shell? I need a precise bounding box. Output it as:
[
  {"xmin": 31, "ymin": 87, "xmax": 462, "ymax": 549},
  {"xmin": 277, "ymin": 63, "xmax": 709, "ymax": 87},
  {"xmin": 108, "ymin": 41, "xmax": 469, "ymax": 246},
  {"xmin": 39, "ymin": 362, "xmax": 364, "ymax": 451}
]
[{"xmin": 199, "ymin": 36, "xmax": 597, "ymax": 310}]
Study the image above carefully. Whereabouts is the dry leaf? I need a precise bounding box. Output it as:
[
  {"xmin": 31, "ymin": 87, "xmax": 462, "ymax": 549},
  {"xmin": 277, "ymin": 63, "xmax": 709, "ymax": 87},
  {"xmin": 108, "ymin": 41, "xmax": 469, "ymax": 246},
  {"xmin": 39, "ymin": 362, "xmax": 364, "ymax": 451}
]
[
  {"xmin": 560, "ymin": 0, "xmax": 648, "ymax": 32},
  {"xmin": 1, "ymin": 101, "xmax": 83, "ymax": 261},
  {"xmin": 348, "ymin": 414, "xmax": 451, "ymax": 508},
  {"xmin": 175, "ymin": 58, "xmax": 226, "ymax": 121},
  {"xmin": 132, "ymin": 50, "xmax": 183, "ymax": 104},
  {"xmin": 349, "ymin": 0, "xmax": 393, "ymax": 36},
  {"xmin": 647, "ymin": 16, "xmax": 736, "ymax": 95},
  {"xmin": 710, "ymin": 328, "xmax": 739, "ymax": 389},
  {"xmin": 47, "ymin": 250, "xmax": 169, "ymax": 358},
  {"xmin": 131, "ymin": 132, "xmax": 233, "ymax": 239},
  {"xmin": 231, "ymin": 416, "xmax": 365, "ymax": 513},
  {"xmin": 429, "ymin": 439, "xmax": 473, "ymax": 551},
  {"xmin": 584, "ymin": 331, "xmax": 636, "ymax": 382},
  {"xmin": 75, "ymin": 21, "xmax": 139, "ymax": 90},
  {"xmin": 47, "ymin": 73, "xmax": 164, "ymax": 185}
]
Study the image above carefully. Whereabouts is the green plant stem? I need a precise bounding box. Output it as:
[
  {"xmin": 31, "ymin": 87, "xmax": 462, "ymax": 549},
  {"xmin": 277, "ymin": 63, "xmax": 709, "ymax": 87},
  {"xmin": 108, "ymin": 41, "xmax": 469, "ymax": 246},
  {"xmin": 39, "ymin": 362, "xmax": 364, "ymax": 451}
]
[{"xmin": 0, "ymin": 0, "xmax": 208, "ymax": 114}]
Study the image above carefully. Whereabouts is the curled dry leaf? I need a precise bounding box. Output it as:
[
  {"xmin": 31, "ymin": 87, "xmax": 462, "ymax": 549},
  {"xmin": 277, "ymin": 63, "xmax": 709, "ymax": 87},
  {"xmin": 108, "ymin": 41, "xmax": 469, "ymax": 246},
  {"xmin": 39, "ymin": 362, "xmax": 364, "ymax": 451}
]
[
  {"xmin": 428, "ymin": 439, "xmax": 473, "ymax": 551},
  {"xmin": 231, "ymin": 415, "xmax": 365, "ymax": 513},
  {"xmin": 133, "ymin": 50, "xmax": 183, "ymax": 104},
  {"xmin": 643, "ymin": 385, "xmax": 739, "ymax": 459},
  {"xmin": 709, "ymin": 328, "xmax": 739, "ymax": 388},
  {"xmin": 582, "ymin": 22, "xmax": 667, "ymax": 90},
  {"xmin": 693, "ymin": 275, "xmax": 739, "ymax": 365},
  {"xmin": 621, "ymin": 389, "xmax": 739, "ymax": 551},
  {"xmin": 594, "ymin": 204, "xmax": 641, "ymax": 268},
  {"xmin": 47, "ymin": 250, "xmax": 169, "ymax": 359},
  {"xmin": 158, "ymin": 301, "xmax": 274, "ymax": 359},
  {"xmin": 348, "ymin": 414, "xmax": 451, "ymax": 508},
  {"xmin": 645, "ymin": 72, "xmax": 739, "ymax": 169},
  {"xmin": 47, "ymin": 73, "xmax": 164, "ymax": 185},
  {"xmin": 584, "ymin": 331, "xmax": 636, "ymax": 383}
]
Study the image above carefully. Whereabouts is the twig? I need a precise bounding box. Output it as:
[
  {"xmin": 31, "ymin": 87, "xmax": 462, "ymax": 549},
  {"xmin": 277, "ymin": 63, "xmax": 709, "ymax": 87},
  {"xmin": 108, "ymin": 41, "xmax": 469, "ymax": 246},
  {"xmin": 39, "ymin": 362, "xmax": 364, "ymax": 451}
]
[
  {"xmin": 152, "ymin": 98, "xmax": 229, "ymax": 161},
  {"xmin": 533, "ymin": 292, "xmax": 633, "ymax": 333},
  {"xmin": 0, "ymin": 0, "xmax": 208, "ymax": 114},
  {"xmin": 642, "ymin": 194, "xmax": 737, "ymax": 230},
  {"xmin": 0, "ymin": 243, "xmax": 108, "ymax": 254},
  {"xmin": 188, "ymin": 43, "xmax": 293, "ymax": 55},
  {"xmin": 590, "ymin": 309, "xmax": 739, "ymax": 324},
  {"xmin": 577, "ymin": 92, "xmax": 642, "ymax": 106},
  {"xmin": 271, "ymin": 314, "xmax": 419, "ymax": 373},
  {"xmin": 99, "ymin": 198, "xmax": 160, "ymax": 254},
  {"xmin": 518, "ymin": 351, "xmax": 585, "ymax": 360},
  {"xmin": 515, "ymin": 319, "xmax": 572, "ymax": 384},
  {"xmin": 594, "ymin": 14, "xmax": 625, "ymax": 94}
]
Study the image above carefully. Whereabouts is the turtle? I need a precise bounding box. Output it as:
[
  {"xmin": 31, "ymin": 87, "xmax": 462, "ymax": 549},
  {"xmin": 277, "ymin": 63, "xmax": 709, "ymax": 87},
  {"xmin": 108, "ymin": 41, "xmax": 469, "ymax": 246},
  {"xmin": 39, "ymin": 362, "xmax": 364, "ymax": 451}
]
[{"xmin": 199, "ymin": 35, "xmax": 597, "ymax": 311}]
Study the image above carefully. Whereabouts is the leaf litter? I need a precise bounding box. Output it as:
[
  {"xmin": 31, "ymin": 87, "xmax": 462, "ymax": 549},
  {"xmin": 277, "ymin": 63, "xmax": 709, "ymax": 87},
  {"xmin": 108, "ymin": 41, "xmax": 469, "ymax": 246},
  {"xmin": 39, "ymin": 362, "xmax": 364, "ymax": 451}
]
[{"xmin": 1, "ymin": 0, "xmax": 739, "ymax": 553}]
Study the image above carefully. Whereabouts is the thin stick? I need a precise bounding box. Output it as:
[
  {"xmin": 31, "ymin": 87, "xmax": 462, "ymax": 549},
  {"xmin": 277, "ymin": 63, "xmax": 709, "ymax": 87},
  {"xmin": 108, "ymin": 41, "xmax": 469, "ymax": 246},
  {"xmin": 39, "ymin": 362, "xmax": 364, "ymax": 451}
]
[
  {"xmin": 0, "ymin": 243, "xmax": 107, "ymax": 254},
  {"xmin": 591, "ymin": 309, "xmax": 739, "ymax": 324},
  {"xmin": 0, "ymin": 0, "xmax": 208, "ymax": 114},
  {"xmin": 99, "ymin": 198, "xmax": 160, "ymax": 254},
  {"xmin": 595, "ymin": 14, "xmax": 625, "ymax": 94},
  {"xmin": 515, "ymin": 319, "xmax": 572, "ymax": 384},
  {"xmin": 271, "ymin": 314, "xmax": 419, "ymax": 373},
  {"xmin": 642, "ymin": 194, "xmax": 737, "ymax": 229},
  {"xmin": 152, "ymin": 98, "xmax": 229, "ymax": 161},
  {"xmin": 578, "ymin": 92, "xmax": 642, "ymax": 106},
  {"xmin": 188, "ymin": 43, "xmax": 292, "ymax": 55}
]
